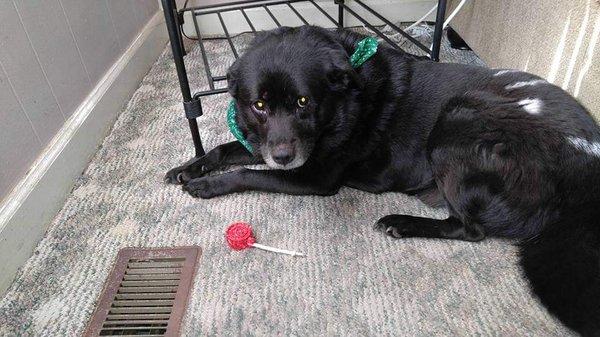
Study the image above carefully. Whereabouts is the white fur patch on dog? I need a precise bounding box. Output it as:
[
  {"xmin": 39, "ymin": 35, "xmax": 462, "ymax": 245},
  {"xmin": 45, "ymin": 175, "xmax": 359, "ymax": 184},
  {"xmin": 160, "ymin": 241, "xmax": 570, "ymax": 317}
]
[
  {"xmin": 494, "ymin": 69, "xmax": 520, "ymax": 76},
  {"xmin": 566, "ymin": 136, "xmax": 600, "ymax": 158},
  {"xmin": 518, "ymin": 98, "xmax": 543, "ymax": 114},
  {"xmin": 505, "ymin": 80, "xmax": 546, "ymax": 90}
]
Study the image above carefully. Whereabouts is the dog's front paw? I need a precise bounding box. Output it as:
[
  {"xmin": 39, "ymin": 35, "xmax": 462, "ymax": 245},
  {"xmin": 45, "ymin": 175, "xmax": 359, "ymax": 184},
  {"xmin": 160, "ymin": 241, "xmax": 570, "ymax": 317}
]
[
  {"xmin": 165, "ymin": 165, "xmax": 207, "ymax": 185},
  {"xmin": 164, "ymin": 167, "xmax": 186, "ymax": 185},
  {"xmin": 182, "ymin": 176, "xmax": 229, "ymax": 199},
  {"xmin": 374, "ymin": 215, "xmax": 419, "ymax": 239}
]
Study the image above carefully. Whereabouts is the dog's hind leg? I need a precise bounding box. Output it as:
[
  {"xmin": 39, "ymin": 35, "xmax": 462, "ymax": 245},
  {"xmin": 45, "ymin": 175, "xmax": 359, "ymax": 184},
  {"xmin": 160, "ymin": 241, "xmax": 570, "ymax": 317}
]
[
  {"xmin": 375, "ymin": 92, "xmax": 522, "ymax": 243},
  {"xmin": 164, "ymin": 141, "xmax": 263, "ymax": 185}
]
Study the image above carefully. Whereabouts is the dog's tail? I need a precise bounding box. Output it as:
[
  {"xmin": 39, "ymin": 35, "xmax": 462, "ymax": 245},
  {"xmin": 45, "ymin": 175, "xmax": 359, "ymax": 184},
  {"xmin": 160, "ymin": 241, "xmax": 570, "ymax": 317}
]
[{"xmin": 519, "ymin": 200, "xmax": 600, "ymax": 336}]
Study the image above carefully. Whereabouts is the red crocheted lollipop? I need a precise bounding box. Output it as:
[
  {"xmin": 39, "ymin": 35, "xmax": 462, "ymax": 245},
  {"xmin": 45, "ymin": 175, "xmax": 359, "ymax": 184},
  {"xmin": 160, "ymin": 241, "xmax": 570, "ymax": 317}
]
[
  {"xmin": 226, "ymin": 222, "xmax": 256, "ymax": 250},
  {"xmin": 225, "ymin": 222, "xmax": 304, "ymax": 257}
]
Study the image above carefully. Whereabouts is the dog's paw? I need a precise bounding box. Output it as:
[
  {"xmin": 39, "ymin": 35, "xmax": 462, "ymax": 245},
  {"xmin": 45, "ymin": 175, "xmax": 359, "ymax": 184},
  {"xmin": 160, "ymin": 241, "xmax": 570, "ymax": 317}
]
[
  {"xmin": 182, "ymin": 176, "xmax": 228, "ymax": 199},
  {"xmin": 374, "ymin": 214, "xmax": 419, "ymax": 239},
  {"xmin": 164, "ymin": 167, "xmax": 185, "ymax": 185},
  {"xmin": 164, "ymin": 166, "xmax": 202, "ymax": 185}
]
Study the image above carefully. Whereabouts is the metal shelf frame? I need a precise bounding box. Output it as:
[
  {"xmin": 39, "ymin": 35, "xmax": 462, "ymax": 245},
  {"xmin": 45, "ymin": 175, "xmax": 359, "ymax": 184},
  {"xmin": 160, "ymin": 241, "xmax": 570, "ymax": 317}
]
[{"xmin": 161, "ymin": 0, "xmax": 447, "ymax": 157}]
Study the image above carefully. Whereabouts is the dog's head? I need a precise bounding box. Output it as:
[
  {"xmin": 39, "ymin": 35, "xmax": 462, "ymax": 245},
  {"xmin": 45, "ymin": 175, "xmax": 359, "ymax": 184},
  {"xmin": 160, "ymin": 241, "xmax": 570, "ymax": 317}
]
[{"xmin": 227, "ymin": 26, "xmax": 358, "ymax": 169}]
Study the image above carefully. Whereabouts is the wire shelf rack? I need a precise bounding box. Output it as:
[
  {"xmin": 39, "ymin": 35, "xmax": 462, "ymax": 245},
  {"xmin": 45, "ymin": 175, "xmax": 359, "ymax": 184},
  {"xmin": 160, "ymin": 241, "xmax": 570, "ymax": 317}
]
[{"xmin": 161, "ymin": 0, "xmax": 447, "ymax": 157}]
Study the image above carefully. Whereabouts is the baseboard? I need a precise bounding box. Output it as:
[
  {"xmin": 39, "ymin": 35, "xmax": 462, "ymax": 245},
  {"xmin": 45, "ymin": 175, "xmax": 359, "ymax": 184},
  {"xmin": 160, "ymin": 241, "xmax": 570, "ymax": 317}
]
[
  {"xmin": 0, "ymin": 12, "xmax": 169, "ymax": 295},
  {"xmin": 182, "ymin": 0, "xmax": 437, "ymax": 36}
]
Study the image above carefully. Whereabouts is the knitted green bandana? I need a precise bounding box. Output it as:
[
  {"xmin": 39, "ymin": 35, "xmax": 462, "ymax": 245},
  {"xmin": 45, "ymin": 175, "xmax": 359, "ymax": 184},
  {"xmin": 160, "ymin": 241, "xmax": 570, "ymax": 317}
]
[
  {"xmin": 226, "ymin": 100, "xmax": 253, "ymax": 153},
  {"xmin": 227, "ymin": 36, "xmax": 378, "ymax": 153},
  {"xmin": 349, "ymin": 36, "xmax": 378, "ymax": 68}
]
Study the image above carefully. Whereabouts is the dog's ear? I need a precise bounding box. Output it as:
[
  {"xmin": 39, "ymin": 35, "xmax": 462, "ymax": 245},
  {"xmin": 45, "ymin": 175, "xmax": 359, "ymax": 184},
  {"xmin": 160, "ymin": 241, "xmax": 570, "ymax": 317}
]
[
  {"xmin": 326, "ymin": 49, "xmax": 361, "ymax": 92},
  {"xmin": 226, "ymin": 59, "xmax": 240, "ymax": 97}
]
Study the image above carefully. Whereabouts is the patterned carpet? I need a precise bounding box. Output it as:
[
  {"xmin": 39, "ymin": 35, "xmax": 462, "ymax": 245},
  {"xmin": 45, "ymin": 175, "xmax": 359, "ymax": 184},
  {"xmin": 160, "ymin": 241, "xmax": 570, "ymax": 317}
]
[{"xmin": 0, "ymin": 26, "xmax": 573, "ymax": 336}]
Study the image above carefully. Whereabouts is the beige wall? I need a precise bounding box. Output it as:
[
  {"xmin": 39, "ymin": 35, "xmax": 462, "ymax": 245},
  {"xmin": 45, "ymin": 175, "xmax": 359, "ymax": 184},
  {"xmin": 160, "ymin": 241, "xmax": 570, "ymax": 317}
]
[
  {"xmin": 448, "ymin": 0, "xmax": 600, "ymax": 121},
  {"xmin": 0, "ymin": 0, "xmax": 159, "ymax": 202}
]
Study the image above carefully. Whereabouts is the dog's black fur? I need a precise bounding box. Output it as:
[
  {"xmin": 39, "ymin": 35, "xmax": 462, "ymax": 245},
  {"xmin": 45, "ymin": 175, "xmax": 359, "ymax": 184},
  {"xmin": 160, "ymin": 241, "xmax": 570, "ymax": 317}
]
[{"xmin": 166, "ymin": 26, "xmax": 600, "ymax": 335}]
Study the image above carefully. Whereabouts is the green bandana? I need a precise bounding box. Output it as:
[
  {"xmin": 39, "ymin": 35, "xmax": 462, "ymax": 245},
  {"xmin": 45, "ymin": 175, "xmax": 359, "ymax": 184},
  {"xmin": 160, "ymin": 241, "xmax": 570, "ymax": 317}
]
[
  {"xmin": 349, "ymin": 36, "xmax": 378, "ymax": 68},
  {"xmin": 227, "ymin": 36, "xmax": 378, "ymax": 153},
  {"xmin": 227, "ymin": 100, "xmax": 254, "ymax": 153}
]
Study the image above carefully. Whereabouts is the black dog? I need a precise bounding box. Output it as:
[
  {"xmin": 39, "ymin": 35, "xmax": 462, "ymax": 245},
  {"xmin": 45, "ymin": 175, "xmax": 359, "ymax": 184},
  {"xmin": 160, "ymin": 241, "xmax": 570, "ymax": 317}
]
[{"xmin": 166, "ymin": 26, "xmax": 600, "ymax": 335}]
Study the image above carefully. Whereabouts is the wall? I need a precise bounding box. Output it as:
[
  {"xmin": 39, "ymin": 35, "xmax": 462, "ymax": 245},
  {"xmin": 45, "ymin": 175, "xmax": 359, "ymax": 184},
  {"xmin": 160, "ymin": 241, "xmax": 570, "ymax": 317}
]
[
  {"xmin": 0, "ymin": 0, "xmax": 159, "ymax": 203},
  {"xmin": 447, "ymin": 0, "xmax": 600, "ymax": 120}
]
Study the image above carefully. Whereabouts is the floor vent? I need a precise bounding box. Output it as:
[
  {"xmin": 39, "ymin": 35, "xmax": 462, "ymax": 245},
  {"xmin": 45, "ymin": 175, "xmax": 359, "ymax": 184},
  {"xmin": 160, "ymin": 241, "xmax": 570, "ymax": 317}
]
[{"xmin": 84, "ymin": 246, "xmax": 201, "ymax": 337}]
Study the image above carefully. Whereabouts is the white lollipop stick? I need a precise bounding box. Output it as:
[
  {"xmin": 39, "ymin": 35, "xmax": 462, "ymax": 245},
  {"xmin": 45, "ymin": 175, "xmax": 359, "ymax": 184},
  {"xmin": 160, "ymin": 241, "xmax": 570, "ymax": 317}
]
[{"xmin": 250, "ymin": 243, "xmax": 305, "ymax": 257}]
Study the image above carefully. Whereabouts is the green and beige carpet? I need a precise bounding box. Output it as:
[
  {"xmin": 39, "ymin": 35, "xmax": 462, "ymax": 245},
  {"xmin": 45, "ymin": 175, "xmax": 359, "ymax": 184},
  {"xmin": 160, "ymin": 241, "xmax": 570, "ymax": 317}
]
[{"xmin": 0, "ymin": 26, "xmax": 573, "ymax": 336}]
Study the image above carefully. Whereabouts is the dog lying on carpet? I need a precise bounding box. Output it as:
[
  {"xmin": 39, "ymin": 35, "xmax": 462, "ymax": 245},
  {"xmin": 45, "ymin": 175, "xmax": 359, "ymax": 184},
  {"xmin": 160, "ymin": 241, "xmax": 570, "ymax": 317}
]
[{"xmin": 165, "ymin": 26, "xmax": 600, "ymax": 335}]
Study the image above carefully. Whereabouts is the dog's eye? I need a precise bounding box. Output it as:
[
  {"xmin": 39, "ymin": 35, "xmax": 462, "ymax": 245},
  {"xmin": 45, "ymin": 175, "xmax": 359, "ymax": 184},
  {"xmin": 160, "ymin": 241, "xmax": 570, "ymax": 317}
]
[
  {"xmin": 252, "ymin": 100, "xmax": 266, "ymax": 112},
  {"xmin": 297, "ymin": 96, "xmax": 309, "ymax": 108}
]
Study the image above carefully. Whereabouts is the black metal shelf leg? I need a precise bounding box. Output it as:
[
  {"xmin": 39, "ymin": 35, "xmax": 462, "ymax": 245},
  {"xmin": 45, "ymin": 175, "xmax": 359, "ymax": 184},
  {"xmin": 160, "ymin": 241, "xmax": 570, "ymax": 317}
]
[
  {"xmin": 335, "ymin": 0, "xmax": 344, "ymax": 28},
  {"xmin": 430, "ymin": 0, "xmax": 447, "ymax": 62},
  {"xmin": 162, "ymin": 0, "xmax": 206, "ymax": 157},
  {"xmin": 175, "ymin": 11, "xmax": 187, "ymax": 57}
]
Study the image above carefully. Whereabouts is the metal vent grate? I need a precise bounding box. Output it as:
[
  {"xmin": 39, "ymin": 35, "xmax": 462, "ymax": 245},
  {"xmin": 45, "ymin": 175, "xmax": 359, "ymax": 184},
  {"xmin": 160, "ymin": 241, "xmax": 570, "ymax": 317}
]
[{"xmin": 84, "ymin": 246, "xmax": 201, "ymax": 337}]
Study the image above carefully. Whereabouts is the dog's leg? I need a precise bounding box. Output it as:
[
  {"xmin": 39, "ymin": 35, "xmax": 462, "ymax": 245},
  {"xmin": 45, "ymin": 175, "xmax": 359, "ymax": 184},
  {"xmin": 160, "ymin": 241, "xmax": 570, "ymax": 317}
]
[
  {"xmin": 374, "ymin": 215, "xmax": 485, "ymax": 242},
  {"xmin": 182, "ymin": 168, "xmax": 340, "ymax": 198},
  {"xmin": 164, "ymin": 141, "xmax": 263, "ymax": 184},
  {"xmin": 374, "ymin": 93, "xmax": 523, "ymax": 243}
]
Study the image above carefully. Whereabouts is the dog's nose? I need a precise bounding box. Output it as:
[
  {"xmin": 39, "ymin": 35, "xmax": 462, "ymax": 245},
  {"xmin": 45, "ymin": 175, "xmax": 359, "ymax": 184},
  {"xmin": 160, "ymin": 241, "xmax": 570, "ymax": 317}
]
[{"xmin": 272, "ymin": 143, "xmax": 295, "ymax": 165}]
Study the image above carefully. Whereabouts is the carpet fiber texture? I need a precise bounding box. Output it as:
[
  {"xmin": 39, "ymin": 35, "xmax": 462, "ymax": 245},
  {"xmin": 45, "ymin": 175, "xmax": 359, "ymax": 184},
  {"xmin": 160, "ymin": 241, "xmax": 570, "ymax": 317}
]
[{"xmin": 0, "ymin": 26, "xmax": 573, "ymax": 336}]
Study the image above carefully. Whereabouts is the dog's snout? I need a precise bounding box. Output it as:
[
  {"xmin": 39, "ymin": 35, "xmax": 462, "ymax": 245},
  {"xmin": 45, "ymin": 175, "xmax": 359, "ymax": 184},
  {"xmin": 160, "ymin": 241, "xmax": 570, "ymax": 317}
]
[{"xmin": 271, "ymin": 143, "xmax": 295, "ymax": 165}]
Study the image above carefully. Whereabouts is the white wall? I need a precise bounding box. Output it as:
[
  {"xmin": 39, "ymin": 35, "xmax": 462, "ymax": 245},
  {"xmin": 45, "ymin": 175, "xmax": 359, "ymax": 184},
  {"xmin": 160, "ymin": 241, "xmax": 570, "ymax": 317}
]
[{"xmin": 0, "ymin": 0, "xmax": 159, "ymax": 203}]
